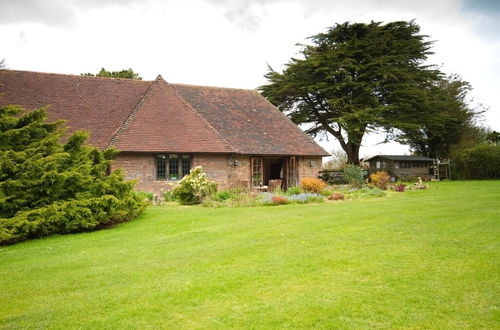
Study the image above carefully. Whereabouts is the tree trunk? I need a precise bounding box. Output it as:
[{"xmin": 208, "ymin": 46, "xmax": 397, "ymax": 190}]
[{"xmin": 345, "ymin": 141, "xmax": 361, "ymax": 165}]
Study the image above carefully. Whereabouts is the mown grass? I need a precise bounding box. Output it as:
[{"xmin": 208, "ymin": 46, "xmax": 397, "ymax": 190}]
[{"xmin": 0, "ymin": 181, "xmax": 499, "ymax": 328}]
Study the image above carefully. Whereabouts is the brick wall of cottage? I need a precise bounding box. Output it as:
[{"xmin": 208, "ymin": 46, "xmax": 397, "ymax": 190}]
[
  {"xmin": 228, "ymin": 155, "xmax": 251, "ymax": 187},
  {"xmin": 112, "ymin": 152, "xmax": 168, "ymax": 194},
  {"xmin": 298, "ymin": 156, "xmax": 323, "ymax": 182},
  {"xmin": 112, "ymin": 152, "xmax": 323, "ymax": 195},
  {"xmin": 112, "ymin": 152, "xmax": 236, "ymax": 195},
  {"xmin": 192, "ymin": 153, "xmax": 230, "ymax": 187}
]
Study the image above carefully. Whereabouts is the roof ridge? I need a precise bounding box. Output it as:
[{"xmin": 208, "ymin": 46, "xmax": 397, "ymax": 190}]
[
  {"xmin": 1, "ymin": 69, "xmax": 151, "ymax": 83},
  {"xmin": 171, "ymin": 82, "xmax": 254, "ymax": 92},
  {"xmin": 106, "ymin": 79, "xmax": 158, "ymax": 148},
  {"xmin": 165, "ymin": 80, "xmax": 238, "ymax": 153}
]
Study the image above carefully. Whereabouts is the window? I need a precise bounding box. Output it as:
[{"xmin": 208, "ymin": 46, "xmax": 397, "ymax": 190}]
[
  {"xmin": 156, "ymin": 155, "xmax": 166, "ymax": 179},
  {"xmin": 401, "ymin": 161, "xmax": 413, "ymax": 168},
  {"xmin": 181, "ymin": 155, "xmax": 191, "ymax": 177},
  {"xmin": 169, "ymin": 154, "xmax": 179, "ymax": 180},
  {"xmin": 156, "ymin": 154, "xmax": 191, "ymax": 180}
]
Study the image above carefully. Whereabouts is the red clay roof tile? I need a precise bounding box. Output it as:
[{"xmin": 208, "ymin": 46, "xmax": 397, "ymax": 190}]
[
  {"xmin": 0, "ymin": 70, "xmax": 151, "ymax": 149},
  {"xmin": 111, "ymin": 77, "xmax": 234, "ymax": 153},
  {"xmin": 172, "ymin": 84, "xmax": 329, "ymax": 156},
  {"xmin": 0, "ymin": 70, "xmax": 329, "ymax": 156}
]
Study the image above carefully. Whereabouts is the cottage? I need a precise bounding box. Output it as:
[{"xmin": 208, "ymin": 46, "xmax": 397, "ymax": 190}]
[
  {"xmin": 0, "ymin": 70, "xmax": 329, "ymax": 193},
  {"xmin": 364, "ymin": 155, "xmax": 434, "ymax": 180}
]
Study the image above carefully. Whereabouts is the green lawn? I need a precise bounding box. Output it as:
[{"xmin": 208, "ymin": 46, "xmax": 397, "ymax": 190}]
[{"xmin": 0, "ymin": 181, "xmax": 499, "ymax": 329}]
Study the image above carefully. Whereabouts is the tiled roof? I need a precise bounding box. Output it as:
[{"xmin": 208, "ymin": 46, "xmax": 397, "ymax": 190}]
[
  {"xmin": 364, "ymin": 155, "xmax": 434, "ymax": 162},
  {"xmin": 172, "ymin": 84, "xmax": 329, "ymax": 156},
  {"xmin": 112, "ymin": 77, "xmax": 234, "ymax": 153},
  {"xmin": 0, "ymin": 70, "xmax": 151, "ymax": 149},
  {"xmin": 0, "ymin": 70, "xmax": 328, "ymax": 156}
]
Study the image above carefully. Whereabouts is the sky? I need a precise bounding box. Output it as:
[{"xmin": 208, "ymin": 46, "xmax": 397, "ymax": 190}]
[{"xmin": 1, "ymin": 0, "xmax": 499, "ymax": 159}]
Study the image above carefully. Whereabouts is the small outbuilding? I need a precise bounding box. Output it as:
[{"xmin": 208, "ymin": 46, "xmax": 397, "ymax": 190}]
[{"xmin": 364, "ymin": 155, "xmax": 434, "ymax": 180}]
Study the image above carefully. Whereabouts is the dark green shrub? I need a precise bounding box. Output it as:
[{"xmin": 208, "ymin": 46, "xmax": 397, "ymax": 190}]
[
  {"xmin": 0, "ymin": 105, "xmax": 146, "ymax": 245},
  {"xmin": 343, "ymin": 164, "xmax": 365, "ymax": 187},
  {"xmin": 452, "ymin": 145, "xmax": 500, "ymax": 179}
]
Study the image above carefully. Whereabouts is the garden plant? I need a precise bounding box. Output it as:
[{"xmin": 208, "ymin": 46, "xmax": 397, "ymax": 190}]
[{"xmin": 0, "ymin": 105, "xmax": 146, "ymax": 245}]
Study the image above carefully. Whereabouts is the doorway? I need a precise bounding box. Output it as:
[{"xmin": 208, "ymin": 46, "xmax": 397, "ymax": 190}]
[
  {"xmin": 264, "ymin": 158, "xmax": 283, "ymax": 185},
  {"xmin": 250, "ymin": 156, "xmax": 298, "ymax": 190}
]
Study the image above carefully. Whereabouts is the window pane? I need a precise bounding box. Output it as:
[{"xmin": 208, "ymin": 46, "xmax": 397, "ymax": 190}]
[
  {"xmin": 157, "ymin": 155, "xmax": 166, "ymax": 179},
  {"xmin": 181, "ymin": 156, "xmax": 191, "ymax": 177},
  {"xmin": 169, "ymin": 156, "xmax": 179, "ymax": 180}
]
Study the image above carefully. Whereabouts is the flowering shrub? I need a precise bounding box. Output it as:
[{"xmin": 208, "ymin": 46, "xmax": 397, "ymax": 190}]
[
  {"xmin": 370, "ymin": 171, "xmax": 390, "ymax": 190},
  {"xmin": 394, "ymin": 183, "xmax": 406, "ymax": 192},
  {"xmin": 171, "ymin": 166, "xmax": 217, "ymax": 204},
  {"xmin": 329, "ymin": 192, "xmax": 345, "ymax": 200},
  {"xmin": 343, "ymin": 164, "xmax": 365, "ymax": 187},
  {"xmin": 300, "ymin": 177, "xmax": 327, "ymax": 193}
]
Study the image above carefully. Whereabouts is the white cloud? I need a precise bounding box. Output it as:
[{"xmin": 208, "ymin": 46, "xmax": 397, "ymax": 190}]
[{"xmin": 0, "ymin": 0, "xmax": 498, "ymax": 157}]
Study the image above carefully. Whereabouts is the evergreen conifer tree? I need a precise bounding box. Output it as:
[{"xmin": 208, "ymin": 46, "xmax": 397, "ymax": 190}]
[
  {"xmin": 0, "ymin": 105, "xmax": 145, "ymax": 244},
  {"xmin": 260, "ymin": 21, "xmax": 440, "ymax": 164}
]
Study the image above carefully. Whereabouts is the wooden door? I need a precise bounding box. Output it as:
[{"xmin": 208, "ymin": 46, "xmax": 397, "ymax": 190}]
[
  {"xmin": 284, "ymin": 157, "xmax": 298, "ymax": 189},
  {"xmin": 250, "ymin": 157, "xmax": 264, "ymax": 187}
]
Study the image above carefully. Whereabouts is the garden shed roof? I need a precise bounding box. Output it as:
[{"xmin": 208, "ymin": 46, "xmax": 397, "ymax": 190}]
[{"xmin": 364, "ymin": 155, "xmax": 434, "ymax": 162}]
